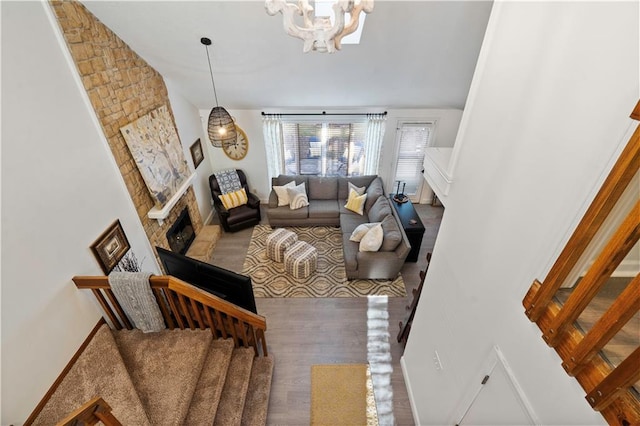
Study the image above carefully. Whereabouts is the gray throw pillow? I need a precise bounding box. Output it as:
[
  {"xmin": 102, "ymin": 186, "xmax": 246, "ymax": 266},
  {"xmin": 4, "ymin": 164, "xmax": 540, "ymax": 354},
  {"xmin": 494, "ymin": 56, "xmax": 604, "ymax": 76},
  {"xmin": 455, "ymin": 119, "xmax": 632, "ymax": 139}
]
[
  {"xmin": 365, "ymin": 178, "xmax": 384, "ymax": 212},
  {"xmin": 380, "ymin": 214, "xmax": 402, "ymax": 251},
  {"xmin": 368, "ymin": 196, "xmax": 391, "ymax": 223}
]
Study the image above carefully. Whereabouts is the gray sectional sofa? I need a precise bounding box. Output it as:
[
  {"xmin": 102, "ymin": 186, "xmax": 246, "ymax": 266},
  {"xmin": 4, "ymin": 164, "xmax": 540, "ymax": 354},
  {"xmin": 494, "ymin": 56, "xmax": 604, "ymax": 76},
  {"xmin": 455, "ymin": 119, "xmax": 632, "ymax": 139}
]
[{"xmin": 267, "ymin": 175, "xmax": 411, "ymax": 279}]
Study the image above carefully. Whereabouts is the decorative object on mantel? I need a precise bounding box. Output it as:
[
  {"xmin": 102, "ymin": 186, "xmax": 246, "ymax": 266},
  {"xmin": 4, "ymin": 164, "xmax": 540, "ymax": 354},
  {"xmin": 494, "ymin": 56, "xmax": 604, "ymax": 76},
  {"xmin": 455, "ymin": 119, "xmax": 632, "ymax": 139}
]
[
  {"xmin": 113, "ymin": 250, "xmax": 145, "ymax": 273},
  {"xmin": 265, "ymin": 0, "xmax": 374, "ymax": 53},
  {"xmin": 190, "ymin": 138, "xmax": 204, "ymax": 169},
  {"xmin": 120, "ymin": 105, "xmax": 191, "ymax": 208},
  {"xmin": 201, "ymin": 37, "xmax": 236, "ymax": 147},
  {"xmin": 223, "ymin": 124, "xmax": 249, "ymax": 160},
  {"xmin": 91, "ymin": 219, "xmax": 131, "ymax": 274},
  {"xmin": 393, "ymin": 180, "xmax": 408, "ymax": 203}
]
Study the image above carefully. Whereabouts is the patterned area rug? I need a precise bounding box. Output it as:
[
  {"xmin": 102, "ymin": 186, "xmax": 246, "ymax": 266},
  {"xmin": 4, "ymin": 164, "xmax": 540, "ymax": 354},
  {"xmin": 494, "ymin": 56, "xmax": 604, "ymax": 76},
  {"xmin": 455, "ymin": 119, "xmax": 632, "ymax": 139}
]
[{"xmin": 242, "ymin": 225, "xmax": 406, "ymax": 298}]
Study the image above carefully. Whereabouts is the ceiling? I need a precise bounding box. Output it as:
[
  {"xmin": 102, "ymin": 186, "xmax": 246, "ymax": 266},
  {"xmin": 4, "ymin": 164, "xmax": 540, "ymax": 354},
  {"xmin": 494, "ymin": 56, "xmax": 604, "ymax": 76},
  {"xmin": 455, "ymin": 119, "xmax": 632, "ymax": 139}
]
[{"xmin": 81, "ymin": 1, "xmax": 493, "ymax": 111}]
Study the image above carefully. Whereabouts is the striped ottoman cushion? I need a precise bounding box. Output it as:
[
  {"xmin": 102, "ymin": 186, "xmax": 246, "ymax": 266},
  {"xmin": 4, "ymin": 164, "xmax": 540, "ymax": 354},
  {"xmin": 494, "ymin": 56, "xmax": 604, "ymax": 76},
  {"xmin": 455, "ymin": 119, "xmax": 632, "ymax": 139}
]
[
  {"xmin": 266, "ymin": 228, "xmax": 298, "ymax": 262},
  {"xmin": 284, "ymin": 241, "xmax": 318, "ymax": 279}
]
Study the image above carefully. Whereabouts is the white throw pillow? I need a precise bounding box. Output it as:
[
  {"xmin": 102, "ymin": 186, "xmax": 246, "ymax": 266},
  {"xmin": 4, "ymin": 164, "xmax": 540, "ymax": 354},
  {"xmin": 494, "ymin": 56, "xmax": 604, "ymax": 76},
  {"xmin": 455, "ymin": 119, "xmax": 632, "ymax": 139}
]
[
  {"xmin": 287, "ymin": 182, "xmax": 310, "ymax": 210},
  {"xmin": 359, "ymin": 223, "xmax": 384, "ymax": 252},
  {"xmin": 273, "ymin": 180, "xmax": 296, "ymax": 206},
  {"xmin": 348, "ymin": 182, "xmax": 366, "ymax": 196},
  {"xmin": 349, "ymin": 222, "xmax": 380, "ymax": 242}
]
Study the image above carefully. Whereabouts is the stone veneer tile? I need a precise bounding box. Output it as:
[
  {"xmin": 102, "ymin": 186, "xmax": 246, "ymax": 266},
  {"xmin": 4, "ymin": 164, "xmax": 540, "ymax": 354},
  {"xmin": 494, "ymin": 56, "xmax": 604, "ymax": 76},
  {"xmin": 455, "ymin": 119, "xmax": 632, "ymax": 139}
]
[{"xmin": 51, "ymin": 0, "xmax": 203, "ymax": 268}]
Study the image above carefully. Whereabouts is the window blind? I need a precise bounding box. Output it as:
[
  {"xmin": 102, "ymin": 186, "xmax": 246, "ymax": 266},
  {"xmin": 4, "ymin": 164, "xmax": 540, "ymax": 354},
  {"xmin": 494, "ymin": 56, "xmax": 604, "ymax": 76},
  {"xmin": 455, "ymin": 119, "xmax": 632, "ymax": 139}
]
[
  {"xmin": 394, "ymin": 123, "xmax": 432, "ymax": 195},
  {"xmin": 282, "ymin": 122, "xmax": 367, "ymax": 176}
]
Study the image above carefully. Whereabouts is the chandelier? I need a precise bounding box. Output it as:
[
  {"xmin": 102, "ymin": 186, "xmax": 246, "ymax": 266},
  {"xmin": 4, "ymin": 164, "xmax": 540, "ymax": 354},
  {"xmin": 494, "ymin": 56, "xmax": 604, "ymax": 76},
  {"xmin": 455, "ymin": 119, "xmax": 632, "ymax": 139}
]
[{"xmin": 265, "ymin": 0, "xmax": 374, "ymax": 53}]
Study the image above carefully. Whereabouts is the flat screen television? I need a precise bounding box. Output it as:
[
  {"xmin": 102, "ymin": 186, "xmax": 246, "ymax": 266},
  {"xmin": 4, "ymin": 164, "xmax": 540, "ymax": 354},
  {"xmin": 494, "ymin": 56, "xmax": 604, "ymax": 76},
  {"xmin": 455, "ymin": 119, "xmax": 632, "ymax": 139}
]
[{"xmin": 156, "ymin": 246, "xmax": 257, "ymax": 314}]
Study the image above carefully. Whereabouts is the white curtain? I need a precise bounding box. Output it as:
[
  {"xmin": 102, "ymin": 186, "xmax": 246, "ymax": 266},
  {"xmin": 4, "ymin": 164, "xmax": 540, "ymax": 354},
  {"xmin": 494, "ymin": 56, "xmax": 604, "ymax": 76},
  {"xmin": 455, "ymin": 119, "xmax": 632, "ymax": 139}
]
[
  {"xmin": 262, "ymin": 114, "xmax": 284, "ymax": 181},
  {"xmin": 363, "ymin": 113, "xmax": 387, "ymax": 175}
]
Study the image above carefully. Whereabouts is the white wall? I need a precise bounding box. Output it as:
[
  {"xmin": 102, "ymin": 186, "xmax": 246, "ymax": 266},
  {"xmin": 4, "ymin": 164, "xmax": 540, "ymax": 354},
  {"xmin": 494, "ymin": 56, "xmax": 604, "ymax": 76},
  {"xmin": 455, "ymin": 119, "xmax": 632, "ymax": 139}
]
[
  {"xmin": 199, "ymin": 108, "xmax": 462, "ymax": 200},
  {"xmin": 1, "ymin": 2, "xmax": 160, "ymax": 423},
  {"xmin": 403, "ymin": 2, "xmax": 638, "ymax": 425},
  {"xmin": 165, "ymin": 79, "xmax": 214, "ymax": 224}
]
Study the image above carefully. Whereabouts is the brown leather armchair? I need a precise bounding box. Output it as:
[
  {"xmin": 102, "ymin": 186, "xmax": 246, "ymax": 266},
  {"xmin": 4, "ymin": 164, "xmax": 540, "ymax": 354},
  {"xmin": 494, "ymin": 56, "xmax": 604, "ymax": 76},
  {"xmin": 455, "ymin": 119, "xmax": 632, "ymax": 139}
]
[{"xmin": 209, "ymin": 169, "xmax": 261, "ymax": 232}]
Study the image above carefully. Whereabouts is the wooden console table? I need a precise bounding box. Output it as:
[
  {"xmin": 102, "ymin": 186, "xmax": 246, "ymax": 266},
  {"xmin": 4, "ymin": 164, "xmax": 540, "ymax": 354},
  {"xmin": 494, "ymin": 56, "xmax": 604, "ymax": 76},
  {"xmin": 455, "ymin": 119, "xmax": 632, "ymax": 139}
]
[{"xmin": 389, "ymin": 195, "xmax": 425, "ymax": 262}]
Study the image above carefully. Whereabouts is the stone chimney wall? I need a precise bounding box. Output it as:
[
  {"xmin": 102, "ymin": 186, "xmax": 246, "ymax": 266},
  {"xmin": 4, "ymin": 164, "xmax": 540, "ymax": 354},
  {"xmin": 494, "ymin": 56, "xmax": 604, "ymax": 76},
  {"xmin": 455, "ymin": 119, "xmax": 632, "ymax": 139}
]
[{"xmin": 50, "ymin": 0, "xmax": 204, "ymax": 265}]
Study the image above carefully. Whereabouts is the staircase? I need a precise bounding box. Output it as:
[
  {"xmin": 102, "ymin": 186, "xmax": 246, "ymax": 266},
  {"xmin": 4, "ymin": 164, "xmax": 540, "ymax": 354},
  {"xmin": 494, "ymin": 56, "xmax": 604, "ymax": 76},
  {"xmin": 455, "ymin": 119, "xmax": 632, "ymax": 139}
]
[
  {"xmin": 26, "ymin": 275, "xmax": 273, "ymax": 425},
  {"xmin": 27, "ymin": 323, "xmax": 273, "ymax": 425}
]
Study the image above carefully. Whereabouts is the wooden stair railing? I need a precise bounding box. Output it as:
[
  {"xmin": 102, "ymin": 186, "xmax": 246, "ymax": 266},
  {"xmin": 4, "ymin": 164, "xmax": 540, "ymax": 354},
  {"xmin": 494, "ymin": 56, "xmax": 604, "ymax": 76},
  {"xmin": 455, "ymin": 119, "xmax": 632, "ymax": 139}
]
[
  {"xmin": 522, "ymin": 101, "xmax": 640, "ymax": 426},
  {"xmin": 398, "ymin": 252, "xmax": 431, "ymax": 348},
  {"xmin": 73, "ymin": 275, "xmax": 268, "ymax": 357},
  {"xmin": 56, "ymin": 396, "xmax": 122, "ymax": 426}
]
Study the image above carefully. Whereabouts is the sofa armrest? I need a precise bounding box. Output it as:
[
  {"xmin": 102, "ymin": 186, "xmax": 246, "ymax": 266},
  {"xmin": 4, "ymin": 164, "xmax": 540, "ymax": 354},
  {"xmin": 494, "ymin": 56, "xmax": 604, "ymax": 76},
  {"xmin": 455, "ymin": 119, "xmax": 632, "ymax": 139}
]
[
  {"xmin": 214, "ymin": 201, "xmax": 230, "ymax": 217},
  {"xmin": 268, "ymin": 190, "xmax": 278, "ymax": 208},
  {"xmin": 247, "ymin": 192, "xmax": 261, "ymax": 209},
  {"xmin": 356, "ymin": 251, "xmax": 406, "ymax": 280}
]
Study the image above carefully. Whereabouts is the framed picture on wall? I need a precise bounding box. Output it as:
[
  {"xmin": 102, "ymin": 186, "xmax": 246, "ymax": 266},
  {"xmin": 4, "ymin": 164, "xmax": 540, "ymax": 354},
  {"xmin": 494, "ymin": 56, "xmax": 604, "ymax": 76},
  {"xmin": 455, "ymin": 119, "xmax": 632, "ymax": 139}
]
[
  {"xmin": 91, "ymin": 219, "xmax": 131, "ymax": 274},
  {"xmin": 190, "ymin": 138, "xmax": 204, "ymax": 169}
]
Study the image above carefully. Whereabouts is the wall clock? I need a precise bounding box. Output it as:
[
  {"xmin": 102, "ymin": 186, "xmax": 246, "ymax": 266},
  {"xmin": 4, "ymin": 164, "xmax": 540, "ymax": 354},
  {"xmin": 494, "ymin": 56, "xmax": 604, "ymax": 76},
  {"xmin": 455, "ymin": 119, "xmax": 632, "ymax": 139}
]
[{"xmin": 223, "ymin": 125, "xmax": 249, "ymax": 160}]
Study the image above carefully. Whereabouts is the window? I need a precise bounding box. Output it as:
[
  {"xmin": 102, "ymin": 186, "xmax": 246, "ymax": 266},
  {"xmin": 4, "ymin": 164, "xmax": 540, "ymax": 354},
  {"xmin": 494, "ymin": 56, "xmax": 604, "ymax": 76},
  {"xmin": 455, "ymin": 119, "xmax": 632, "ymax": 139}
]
[
  {"xmin": 393, "ymin": 122, "xmax": 433, "ymax": 198},
  {"xmin": 523, "ymin": 102, "xmax": 640, "ymax": 425},
  {"xmin": 282, "ymin": 122, "xmax": 367, "ymax": 176}
]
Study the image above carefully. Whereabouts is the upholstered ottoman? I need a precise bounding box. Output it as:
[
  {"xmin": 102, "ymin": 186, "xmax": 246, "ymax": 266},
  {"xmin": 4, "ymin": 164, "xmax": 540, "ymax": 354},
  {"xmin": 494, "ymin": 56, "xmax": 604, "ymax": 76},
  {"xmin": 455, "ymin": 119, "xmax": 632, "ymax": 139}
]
[
  {"xmin": 284, "ymin": 241, "xmax": 318, "ymax": 279},
  {"xmin": 266, "ymin": 228, "xmax": 298, "ymax": 262}
]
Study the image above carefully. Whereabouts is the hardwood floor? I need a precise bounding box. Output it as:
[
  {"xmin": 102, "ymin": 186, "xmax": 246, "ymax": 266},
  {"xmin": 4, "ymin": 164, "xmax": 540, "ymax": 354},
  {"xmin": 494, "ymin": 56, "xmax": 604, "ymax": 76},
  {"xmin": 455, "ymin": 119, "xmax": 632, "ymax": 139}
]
[{"xmin": 208, "ymin": 203, "xmax": 444, "ymax": 425}]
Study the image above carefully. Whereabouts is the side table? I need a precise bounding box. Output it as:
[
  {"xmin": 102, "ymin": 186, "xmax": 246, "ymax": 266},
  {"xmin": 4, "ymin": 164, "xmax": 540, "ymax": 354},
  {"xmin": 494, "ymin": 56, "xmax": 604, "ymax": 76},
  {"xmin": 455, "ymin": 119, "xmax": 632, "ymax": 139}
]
[{"xmin": 389, "ymin": 195, "xmax": 425, "ymax": 262}]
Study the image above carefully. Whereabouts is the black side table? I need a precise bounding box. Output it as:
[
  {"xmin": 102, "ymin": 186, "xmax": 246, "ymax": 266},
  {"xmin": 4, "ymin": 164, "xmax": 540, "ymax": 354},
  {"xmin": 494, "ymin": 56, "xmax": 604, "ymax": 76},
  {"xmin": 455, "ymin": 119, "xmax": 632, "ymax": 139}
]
[{"xmin": 389, "ymin": 195, "xmax": 425, "ymax": 262}]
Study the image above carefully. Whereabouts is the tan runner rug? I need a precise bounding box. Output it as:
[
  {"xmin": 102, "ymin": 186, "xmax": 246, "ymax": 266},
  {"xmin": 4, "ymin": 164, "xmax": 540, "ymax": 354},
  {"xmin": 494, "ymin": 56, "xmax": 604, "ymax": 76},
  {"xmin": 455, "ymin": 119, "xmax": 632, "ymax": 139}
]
[
  {"xmin": 242, "ymin": 225, "xmax": 406, "ymax": 298},
  {"xmin": 311, "ymin": 364, "xmax": 378, "ymax": 426}
]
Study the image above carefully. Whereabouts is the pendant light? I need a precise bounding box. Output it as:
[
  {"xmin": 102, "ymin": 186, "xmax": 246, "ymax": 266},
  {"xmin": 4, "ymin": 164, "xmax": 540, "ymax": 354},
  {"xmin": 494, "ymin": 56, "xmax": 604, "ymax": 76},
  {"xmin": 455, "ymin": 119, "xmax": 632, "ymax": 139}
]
[{"xmin": 201, "ymin": 37, "xmax": 236, "ymax": 148}]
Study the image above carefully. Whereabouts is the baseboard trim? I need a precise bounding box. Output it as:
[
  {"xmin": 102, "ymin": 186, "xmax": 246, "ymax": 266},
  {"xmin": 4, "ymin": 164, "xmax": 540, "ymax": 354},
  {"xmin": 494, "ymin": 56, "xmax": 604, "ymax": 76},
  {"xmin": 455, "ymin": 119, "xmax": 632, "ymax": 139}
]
[
  {"xmin": 400, "ymin": 356, "xmax": 419, "ymax": 426},
  {"xmin": 204, "ymin": 209, "xmax": 215, "ymax": 225}
]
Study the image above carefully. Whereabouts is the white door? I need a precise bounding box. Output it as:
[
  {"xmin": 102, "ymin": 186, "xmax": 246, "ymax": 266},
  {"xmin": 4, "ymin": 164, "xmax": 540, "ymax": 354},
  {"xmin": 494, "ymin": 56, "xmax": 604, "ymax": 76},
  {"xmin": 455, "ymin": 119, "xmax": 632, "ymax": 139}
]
[
  {"xmin": 393, "ymin": 122, "xmax": 433, "ymax": 202},
  {"xmin": 453, "ymin": 346, "xmax": 539, "ymax": 426}
]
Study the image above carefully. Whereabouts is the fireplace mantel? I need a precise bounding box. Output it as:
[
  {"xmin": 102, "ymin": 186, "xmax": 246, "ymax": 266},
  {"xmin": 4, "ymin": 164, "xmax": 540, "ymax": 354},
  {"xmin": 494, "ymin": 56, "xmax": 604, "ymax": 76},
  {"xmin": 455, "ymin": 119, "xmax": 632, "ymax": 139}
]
[{"xmin": 148, "ymin": 173, "xmax": 196, "ymax": 225}]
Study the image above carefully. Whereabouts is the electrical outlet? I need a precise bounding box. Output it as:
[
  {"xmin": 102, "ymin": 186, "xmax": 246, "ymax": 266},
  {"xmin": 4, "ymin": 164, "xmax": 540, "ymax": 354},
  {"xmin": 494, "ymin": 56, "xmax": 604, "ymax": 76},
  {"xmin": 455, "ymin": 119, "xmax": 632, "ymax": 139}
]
[{"xmin": 433, "ymin": 350, "xmax": 444, "ymax": 370}]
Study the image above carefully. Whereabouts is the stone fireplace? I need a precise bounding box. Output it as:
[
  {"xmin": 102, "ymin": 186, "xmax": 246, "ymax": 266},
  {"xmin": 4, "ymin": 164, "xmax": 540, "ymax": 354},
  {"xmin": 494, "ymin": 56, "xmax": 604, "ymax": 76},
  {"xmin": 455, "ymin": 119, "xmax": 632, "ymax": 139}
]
[
  {"xmin": 166, "ymin": 208, "xmax": 195, "ymax": 255},
  {"xmin": 51, "ymin": 1, "xmax": 205, "ymax": 270}
]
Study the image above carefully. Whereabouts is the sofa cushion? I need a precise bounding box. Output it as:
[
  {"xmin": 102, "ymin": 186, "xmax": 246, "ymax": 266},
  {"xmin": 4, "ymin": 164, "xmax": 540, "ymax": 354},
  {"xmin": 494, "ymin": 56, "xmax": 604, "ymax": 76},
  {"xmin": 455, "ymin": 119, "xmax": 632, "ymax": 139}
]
[
  {"xmin": 338, "ymin": 175, "xmax": 377, "ymax": 199},
  {"xmin": 344, "ymin": 189, "xmax": 367, "ymax": 215},
  {"xmin": 309, "ymin": 176, "xmax": 338, "ymax": 200},
  {"xmin": 309, "ymin": 200, "xmax": 340, "ymax": 218},
  {"xmin": 340, "ymin": 212, "xmax": 369, "ymax": 234},
  {"xmin": 380, "ymin": 214, "xmax": 402, "ymax": 251},
  {"xmin": 368, "ymin": 196, "xmax": 392, "ymax": 223},
  {"xmin": 287, "ymin": 182, "xmax": 310, "ymax": 210},
  {"xmin": 364, "ymin": 177, "xmax": 385, "ymax": 212},
  {"xmin": 268, "ymin": 205, "xmax": 309, "ymax": 220},
  {"xmin": 359, "ymin": 223, "xmax": 384, "ymax": 252},
  {"xmin": 275, "ymin": 175, "xmax": 308, "ymax": 186}
]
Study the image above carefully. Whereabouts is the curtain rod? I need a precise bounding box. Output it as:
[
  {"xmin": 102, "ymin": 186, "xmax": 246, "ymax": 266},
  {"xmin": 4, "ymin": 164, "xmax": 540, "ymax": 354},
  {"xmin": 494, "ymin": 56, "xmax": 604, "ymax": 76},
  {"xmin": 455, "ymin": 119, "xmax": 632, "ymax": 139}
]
[{"xmin": 261, "ymin": 111, "xmax": 387, "ymax": 117}]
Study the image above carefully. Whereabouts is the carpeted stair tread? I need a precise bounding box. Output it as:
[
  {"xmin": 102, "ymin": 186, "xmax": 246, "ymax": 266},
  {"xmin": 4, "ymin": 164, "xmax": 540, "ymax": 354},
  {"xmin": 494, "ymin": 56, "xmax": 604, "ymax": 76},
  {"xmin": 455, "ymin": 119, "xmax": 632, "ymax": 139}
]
[
  {"xmin": 240, "ymin": 355, "xmax": 275, "ymax": 426},
  {"xmin": 184, "ymin": 338, "xmax": 235, "ymax": 424},
  {"xmin": 31, "ymin": 324, "xmax": 151, "ymax": 426},
  {"xmin": 213, "ymin": 347, "xmax": 255, "ymax": 426},
  {"xmin": 113, "ymin": 328, "xmax": 212, "ymax": 426}
]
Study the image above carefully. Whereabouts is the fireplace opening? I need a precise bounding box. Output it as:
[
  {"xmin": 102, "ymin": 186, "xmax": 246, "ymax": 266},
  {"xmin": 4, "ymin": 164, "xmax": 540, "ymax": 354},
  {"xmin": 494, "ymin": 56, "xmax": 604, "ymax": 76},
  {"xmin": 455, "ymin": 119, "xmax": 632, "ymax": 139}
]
[{"xmin": 166, "ymin": 208, "xmax": 195, "ymax": 254}]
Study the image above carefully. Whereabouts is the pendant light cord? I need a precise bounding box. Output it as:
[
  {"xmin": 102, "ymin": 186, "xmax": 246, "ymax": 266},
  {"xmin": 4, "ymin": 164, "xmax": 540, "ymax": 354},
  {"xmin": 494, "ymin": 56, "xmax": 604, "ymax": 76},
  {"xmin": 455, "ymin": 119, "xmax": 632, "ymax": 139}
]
[{"xmin": 204, "ymin": 43, "xmax": 220, "ymax": 108}]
